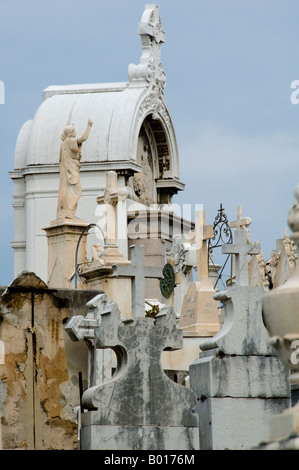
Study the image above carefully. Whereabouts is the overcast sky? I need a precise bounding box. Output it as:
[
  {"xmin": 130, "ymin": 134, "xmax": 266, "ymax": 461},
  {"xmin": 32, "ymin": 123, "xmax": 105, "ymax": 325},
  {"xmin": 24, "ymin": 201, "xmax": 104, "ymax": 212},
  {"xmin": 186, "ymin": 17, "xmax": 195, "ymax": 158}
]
[{"xmin": 1, "ymin": 0, "xmax": 299, "ymax": 286}]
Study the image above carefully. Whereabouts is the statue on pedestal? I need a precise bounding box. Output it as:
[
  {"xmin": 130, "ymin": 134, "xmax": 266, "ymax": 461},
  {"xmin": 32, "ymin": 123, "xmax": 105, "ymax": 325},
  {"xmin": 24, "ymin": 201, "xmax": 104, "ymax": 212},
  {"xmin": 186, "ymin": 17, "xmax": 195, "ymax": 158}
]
[{"xmin": 56, "ymin": 119, "xmax": 93, "ymax": 220}]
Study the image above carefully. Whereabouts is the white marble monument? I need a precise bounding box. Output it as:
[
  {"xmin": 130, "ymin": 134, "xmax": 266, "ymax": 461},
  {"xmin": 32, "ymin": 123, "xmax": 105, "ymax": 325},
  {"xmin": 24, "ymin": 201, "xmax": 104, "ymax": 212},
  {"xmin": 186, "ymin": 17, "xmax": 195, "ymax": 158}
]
[{"xmin": 9, "ymin": 4, "xmax": 184, "ymax": 284}]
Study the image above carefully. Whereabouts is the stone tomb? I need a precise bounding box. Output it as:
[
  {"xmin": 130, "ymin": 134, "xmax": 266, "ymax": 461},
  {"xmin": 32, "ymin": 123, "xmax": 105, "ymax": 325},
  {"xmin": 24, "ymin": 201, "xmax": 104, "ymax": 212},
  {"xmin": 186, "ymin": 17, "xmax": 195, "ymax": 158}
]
[
  {"xmin": 189, "ymin": 227, "xmax": 290, "ymax": 450},
  {"xmin": 66, "ymin": 293, "xmax": 199, "ymax": 450}
]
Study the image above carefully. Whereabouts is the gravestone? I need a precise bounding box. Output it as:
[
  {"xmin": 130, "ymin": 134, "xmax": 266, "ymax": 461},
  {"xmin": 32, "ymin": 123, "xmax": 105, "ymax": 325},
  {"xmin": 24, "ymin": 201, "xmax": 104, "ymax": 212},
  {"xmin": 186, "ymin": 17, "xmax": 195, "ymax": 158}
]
[
  {"xmin": 189, "ymin": 222, "xmax": 290, "ymax": 450},
  {"xmin": 265, "ymin": 232, "xmax": 296, "ymax": 289},
  {"xmin": 112, "ymin": 244, "xmax": 162, "ymax": 317},
  {"xmin": 179, "ymin": 210, "xmax": 220, "ymax": 336},
  {"xmin": 248, "ymin": 250, "xmax": 270, "ymax": 291},
  {"xmin": 66, "ymin": 293, "xmax": 199, "ymax": 450}
]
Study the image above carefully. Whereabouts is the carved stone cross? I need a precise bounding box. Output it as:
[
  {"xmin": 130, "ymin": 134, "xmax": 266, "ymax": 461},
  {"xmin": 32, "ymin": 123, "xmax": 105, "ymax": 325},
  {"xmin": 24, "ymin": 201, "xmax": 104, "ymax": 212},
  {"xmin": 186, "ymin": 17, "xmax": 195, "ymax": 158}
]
[
  {"xmin": 222, "ymin": 229, "xmax": 261, "ymax": 286},
  {"xmin": 129, "ymin": 4, "xmax": 166, "ymax": 96},
  {"xmin": 230, "ymin": 206, "xmax": 252, "ymax": 231},
  {"xmin": 112, "ymin": 244, "xmax": 163, "ymax": 317},
  {"xmin": 79, "ymin": 300, "xmax": 198, "ymax": 431},
  {"xmin": 65, "ymin": 293, "xmax": 120, "ymax": 386}
]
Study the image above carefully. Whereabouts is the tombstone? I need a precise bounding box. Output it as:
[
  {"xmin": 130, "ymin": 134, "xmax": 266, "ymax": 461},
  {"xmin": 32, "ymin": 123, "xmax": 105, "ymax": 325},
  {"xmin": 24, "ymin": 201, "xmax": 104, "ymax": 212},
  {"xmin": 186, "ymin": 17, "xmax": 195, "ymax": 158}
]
[
  {"xmin": 189, "ymin": 219, "xmax": 291, "ymax": 450},
  {"xmin": 161, "ymin": 211, "xmax": 221, "ymax": 383},
  {"xmin": 265, "ymin": 231, "xmax": 296, "ymax": 289},
  {"xmin": 65, "ymin": 293, "xmax": 199, "ymax": 450},
  {"xmin": 179, "ymin": 210, "xmax": 220, "ymax": 336},
  {"xmin": 248, "ymin": 250, "xmax": 270, "ymax": 291},
  {"xmin": 112, "ymin": 244, "xmax": 163, "ymax": 317}
]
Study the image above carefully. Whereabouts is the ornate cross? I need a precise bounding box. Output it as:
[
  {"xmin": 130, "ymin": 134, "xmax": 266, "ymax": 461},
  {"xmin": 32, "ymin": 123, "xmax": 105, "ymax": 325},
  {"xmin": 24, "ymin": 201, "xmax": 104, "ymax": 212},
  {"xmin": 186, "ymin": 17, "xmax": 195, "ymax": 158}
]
[
  {"xmin": 129, "ymin": 4, "xmax": 166, "ymax": 96},
  {"xmin": 112, "ymin": 244, "xmax": 163, "ymax": 317}
]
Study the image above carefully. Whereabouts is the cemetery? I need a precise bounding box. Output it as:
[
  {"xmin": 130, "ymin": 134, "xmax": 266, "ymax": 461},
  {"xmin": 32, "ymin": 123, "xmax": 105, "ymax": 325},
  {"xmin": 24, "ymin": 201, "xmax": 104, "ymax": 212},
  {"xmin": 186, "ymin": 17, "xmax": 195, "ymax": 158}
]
[{"xmin": 1, "ymin": 4, "xmax": 299, "ymax": 451}]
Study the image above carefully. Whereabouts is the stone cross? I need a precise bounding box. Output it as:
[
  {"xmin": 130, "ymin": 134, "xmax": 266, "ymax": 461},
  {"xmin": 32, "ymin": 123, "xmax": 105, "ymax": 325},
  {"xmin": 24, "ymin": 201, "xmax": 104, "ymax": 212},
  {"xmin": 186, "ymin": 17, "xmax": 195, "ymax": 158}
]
[
  {"xmin": 65, "ymin": 294, "xmax": 119, "ymax": 386},
  {"xmin": 189, "ymin": 210, "xmax": 214, "ymax": 282},
  {"xmin": 230, "ymin": 206, "xmax": 252, "ymax": 231},
  {"xmin": 79, "ymin": 301, "xmax": 198, "ymax": 435},
  {"xmin": 223, "ymin": 229, "xmax": 261, "ymax": 286},
  {"xmin": 112, "ymin": 244, "xmax": 163, "ymax": 317},
  {"xmin": 128, "ymin": 5, "xmax": 167, "ymax": 106}
]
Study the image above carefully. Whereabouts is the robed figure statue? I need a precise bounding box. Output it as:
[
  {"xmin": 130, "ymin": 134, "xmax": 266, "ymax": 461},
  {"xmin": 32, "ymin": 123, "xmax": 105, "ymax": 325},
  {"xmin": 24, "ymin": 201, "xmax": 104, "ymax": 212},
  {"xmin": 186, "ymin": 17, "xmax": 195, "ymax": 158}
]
[{"xmin": 56, "ymin": 119, "xmax": 93, "ymax": 220}]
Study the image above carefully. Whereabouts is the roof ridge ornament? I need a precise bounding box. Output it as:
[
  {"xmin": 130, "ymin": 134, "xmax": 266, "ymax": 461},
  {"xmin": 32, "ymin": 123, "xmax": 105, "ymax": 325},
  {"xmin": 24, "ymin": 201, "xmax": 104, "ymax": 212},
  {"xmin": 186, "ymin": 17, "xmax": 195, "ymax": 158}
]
[{"xmin": 128, "ymin": 4, "xmax": 166, "ymax": 95}]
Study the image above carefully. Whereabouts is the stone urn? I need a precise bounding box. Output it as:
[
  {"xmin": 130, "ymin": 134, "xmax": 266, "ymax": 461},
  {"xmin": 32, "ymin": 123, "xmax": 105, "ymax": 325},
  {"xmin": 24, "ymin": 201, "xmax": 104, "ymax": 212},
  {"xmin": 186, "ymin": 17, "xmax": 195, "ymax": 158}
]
[{"xmin": 262, "ymin": 183, "xmax": 299, "ymax": 442}]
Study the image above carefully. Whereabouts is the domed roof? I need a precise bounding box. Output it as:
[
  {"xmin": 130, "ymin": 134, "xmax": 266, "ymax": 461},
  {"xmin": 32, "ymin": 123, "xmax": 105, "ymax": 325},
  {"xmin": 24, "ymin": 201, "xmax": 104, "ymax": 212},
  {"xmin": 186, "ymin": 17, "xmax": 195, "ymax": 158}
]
[
  {"xmin": 25, "ymin": 82, "xmax": 146, "ymax": 166},
  {"xmin": 14, "ymin": 4, "xmax": 182, "ymax": 187}
]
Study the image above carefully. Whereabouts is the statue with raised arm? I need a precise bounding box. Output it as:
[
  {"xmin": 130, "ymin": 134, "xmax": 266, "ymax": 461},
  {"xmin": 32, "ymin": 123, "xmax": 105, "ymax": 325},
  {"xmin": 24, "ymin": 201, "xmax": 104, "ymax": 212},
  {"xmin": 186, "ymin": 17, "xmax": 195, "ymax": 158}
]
[{"xmin": 56, "ymin": 119, "xmax": 93, "ymax": 220}]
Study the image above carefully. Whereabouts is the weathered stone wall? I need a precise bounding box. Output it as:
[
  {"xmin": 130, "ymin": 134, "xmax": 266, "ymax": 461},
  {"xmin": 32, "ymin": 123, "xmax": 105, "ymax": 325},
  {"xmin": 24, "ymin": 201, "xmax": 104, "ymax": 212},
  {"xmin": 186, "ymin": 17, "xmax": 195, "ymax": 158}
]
[{"xmin": 0, "ymin": 272, "xmax": 100, "ymax": 450}]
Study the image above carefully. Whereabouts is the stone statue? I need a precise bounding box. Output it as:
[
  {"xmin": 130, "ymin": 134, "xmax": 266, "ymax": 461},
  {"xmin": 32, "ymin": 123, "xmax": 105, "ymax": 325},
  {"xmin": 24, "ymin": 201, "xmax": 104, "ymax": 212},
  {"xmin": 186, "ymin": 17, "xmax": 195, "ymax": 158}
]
[{"xmin": 56, "ymin": 119, "xmax": 93, "ymax": 220}]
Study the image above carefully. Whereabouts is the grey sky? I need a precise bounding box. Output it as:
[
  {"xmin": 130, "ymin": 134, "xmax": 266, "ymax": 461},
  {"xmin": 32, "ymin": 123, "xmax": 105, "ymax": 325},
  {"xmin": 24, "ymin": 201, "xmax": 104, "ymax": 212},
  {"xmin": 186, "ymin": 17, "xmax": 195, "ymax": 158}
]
[{"xmin": 1, "ymin": 0, "xmax": 299, "ymax": 285}]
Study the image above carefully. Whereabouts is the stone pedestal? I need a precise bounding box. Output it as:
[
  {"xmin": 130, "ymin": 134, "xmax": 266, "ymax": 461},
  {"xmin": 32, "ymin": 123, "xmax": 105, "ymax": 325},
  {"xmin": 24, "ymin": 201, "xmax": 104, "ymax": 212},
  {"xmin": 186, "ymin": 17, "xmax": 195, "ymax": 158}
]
[
  {"xmin": 80, "ymin": 420, "xmax": 198, "ymax": 451},
  {"xmin": 43, "ymin": 219, "xmax": 89, "ymax": 288},
  {"xmin": 179, "ymin": 280, "xmax": 220, "ymax": 337}
]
